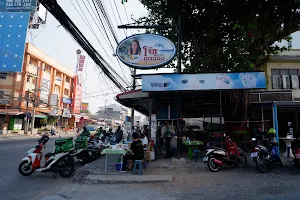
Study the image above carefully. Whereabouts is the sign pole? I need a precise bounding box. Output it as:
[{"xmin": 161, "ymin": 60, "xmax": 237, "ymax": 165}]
[{"xmin": 131, "ymin": 69, "xmax": 136, "ymax": 128}]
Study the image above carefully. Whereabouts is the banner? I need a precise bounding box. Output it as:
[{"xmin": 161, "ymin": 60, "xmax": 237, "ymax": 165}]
[
  {"xmin": 116, "ymin": 33, "xmax": 176, "ymax": 69},
  {"xmin": 142, "ymin": 72, "xmax": 266, "ymax": 91},
  {"xmin": 81, "ymin": 103, "xmax": 89, "ymax": 113},
  {"xmin": 0, "ymin": 12, "xmax": 29, "ymax": 72},
  {"xmin": 0, "ymin": 0, "xmax": 37, "ymax": 12},
  {"xmin": 77, "ymin": 55, "xmax": 85, "ymax": 72}
]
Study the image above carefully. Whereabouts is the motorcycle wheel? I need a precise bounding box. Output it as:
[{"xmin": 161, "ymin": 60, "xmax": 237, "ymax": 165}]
[
  {"xmin": 294, "ymin": 159, "xmax": 300, "ymax": 168},
  {"xmin": 57, "ymin": 160, "xmax": 75, "ymax": 177},
  {"xmin": 256, "ymin": 154, "xmax": 267, "ymax": 173},
  {"xmin": 207, "ymin": 156, "xmax": 220, "ymax": 172},
  {"xmin": 18, "ymin": 161, "xmax": 34, "ymax": 176},
  {"xmin": 235, "ymin": 155, "xmax": 247, "ymax": 167}
]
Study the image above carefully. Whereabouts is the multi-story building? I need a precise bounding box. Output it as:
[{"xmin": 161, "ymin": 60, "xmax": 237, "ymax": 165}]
[
  {"xmin": 0, "ymin": 43, "xmax": 82, "ymax": 133},
  {"xmin": 250, "ymin": 49, "xmax": 300, "ymax": 138}
]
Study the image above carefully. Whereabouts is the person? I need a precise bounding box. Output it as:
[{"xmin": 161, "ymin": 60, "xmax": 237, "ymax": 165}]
[
  {"xmin": 95, "ymin": 127, "xmax": 103, "ymax": 139},
  {"xmin": 80, "ymin": 126, "xmax": 90, "ymax": 137},
  {"xmin": 122, "ymin": 132, "xmax": 144, "ymax": 171},
  {"xmin": 128, "ymin": 40, "xmax": 141, "ymax": 60},
  {"xmin": 50, "ymin": 126, "xmax": 56, "ymax": 136},
  {"xmin": 115, "ymin": 126, "xmax": 123, "ymax": 143},
  {"xmin": 140, "ymin": 132, "xmax": 149, "ymax": 168},
  {"xmin": 254, "ymin": 122, "xmax": 264, "ymax": 140},
  {"xmin": 161, "ymin": 121, "xmax": 175, "ymax": 158}
]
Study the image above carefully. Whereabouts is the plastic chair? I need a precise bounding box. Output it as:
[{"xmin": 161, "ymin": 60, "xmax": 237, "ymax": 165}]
[
  {"xmin": 132, "ymin": 160, "xmax": 143, "ymax": 175},
  {"xmin": 193, "ymin": 149, "xmax": 200, "ymax": 162}
]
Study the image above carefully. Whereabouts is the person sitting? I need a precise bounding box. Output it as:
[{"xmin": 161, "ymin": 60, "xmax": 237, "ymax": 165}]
[
  {"xmin": 122, "ymin": 132, "xmax": 144, "ymax": 171},
  {"xmin": 80, "ymin": 126, "xmax": 90, "ymax": 137},
  {"xmin": 140, "ymin": 133, "xmax": 149, "ymax": 168}
]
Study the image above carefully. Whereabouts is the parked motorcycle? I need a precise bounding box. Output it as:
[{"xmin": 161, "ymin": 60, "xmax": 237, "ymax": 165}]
[
  {"xmin": 18, "ymin": 135, "xmax": 75, "ymax": 177},
  {"xmin": 203, "ymin": 133, "xmax": 247, "ymax": 172},
  {"xmin": 250, "ymin": 138, "xmax": 283, "ymax": 173},
  {"xmin": 291, "ymin": 139, "xmax": 300, "ymax": 168}
]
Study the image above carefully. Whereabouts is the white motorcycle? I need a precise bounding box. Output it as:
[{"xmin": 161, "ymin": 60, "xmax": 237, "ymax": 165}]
[{"xmin": 18, "ymin": 135, "xmax": 75, "ymax": 177}]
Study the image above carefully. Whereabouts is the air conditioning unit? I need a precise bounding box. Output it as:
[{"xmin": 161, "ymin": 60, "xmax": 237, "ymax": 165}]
[
  {"xmin": 272, "ymin": 75, "xmax": 281, "ymax": 89},
  {"xmin": 282, "ymin": 75, "xmax": 291, "ymax": 89},
  {"xmin": 291, "ymin": 75, "xmax": 299, "ymax": 89}
]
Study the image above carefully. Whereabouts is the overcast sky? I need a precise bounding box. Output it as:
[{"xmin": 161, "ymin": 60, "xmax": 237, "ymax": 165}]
[{"xmin": 29, "ymin": 0, "xmax": 300, "ymax": 113}]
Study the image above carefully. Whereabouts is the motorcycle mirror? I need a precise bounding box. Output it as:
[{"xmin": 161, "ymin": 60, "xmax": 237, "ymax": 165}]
[{"xmin": 252, "ymin": 138, "xmax": 256, "ymax": 141}]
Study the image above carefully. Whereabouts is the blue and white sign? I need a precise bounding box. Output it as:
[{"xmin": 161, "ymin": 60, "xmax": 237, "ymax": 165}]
[
  {"xmin": 0, "ymin": 0, "xmax": 37, "ymax": 13},
  {"xmin": 0, "ymin": 12, "xmax": 29, "ymax": 72},
  {"xmin": 62, "ymin": 97, "xmax": 72, "ymax": 105},
  {"xmin": 142, "ymin": 72, "xmax": 266, "ymax": 91},
  {"xmin": 116, "ymin": 33, "xmax": 176, "ymax": 69}
]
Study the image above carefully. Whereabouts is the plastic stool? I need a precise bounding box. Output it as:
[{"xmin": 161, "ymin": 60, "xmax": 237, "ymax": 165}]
[
  {"xmin": 132, "ymin": 160, "xmax": 143, "ymax": 175},
  {"xmin": 193, "ymin": 149, "xmax": 200, "ymax": 162}
]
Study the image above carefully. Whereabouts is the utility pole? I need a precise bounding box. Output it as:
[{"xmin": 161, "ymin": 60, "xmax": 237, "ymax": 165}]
[
  {"xmin": 177, "ymin": 0, "xmax": 183, "ymax": 73},
  {"xmin": 31, "ymin": 66, "xmax": 39, "ymax": 134},
  {"xmin": 24, "ymin": 89, "xmax": 30, "ymax": 134},
  {"xmin": 131, "ymin": 69, "xmax": 136, "ymax": 128}
]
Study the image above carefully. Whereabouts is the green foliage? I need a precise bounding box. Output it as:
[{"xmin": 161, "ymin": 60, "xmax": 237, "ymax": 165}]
[
  {"xmin": 137, "ymin": 0, "xmax": 300, "ymax": 72},
  {"xmin": 40, "ymin": 118, "xmax": 47, "ymax": 126}
]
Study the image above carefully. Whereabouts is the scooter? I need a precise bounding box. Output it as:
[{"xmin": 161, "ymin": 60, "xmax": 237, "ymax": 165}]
[
  {"xmin": 203, "ymin": 133, "xmax": 247, "ymax": 172},
  {"xmin": 18, "ymin": 135, "xmax": 75, "ymax": 177},
  {"xmin": 291, "ymin": 139, "xmax": 300, "ymax": 168},
  {"xmin": 250, "ymin": 138, "xmax": 283, "ymax": 173}
]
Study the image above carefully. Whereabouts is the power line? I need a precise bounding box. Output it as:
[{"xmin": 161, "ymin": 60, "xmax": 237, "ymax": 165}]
[
  {"xmin": 113, "ymin": 0, "xmax": 127, "ymax": 37},
  {"xmin": 70, "ymin": 0, "xmax": 131, "ymax": 86},
  {"xmin": 108, "ymin": 0, "xmax": 126, "ymax": 37},
  {"xmin": 122, "ymin": 2, "xmax": 133, "ymax": 35}
]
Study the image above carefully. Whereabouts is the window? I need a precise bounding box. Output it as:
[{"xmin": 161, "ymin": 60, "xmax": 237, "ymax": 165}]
[
  {"xmin": 66, "ymin": 77, "xmax": 70, "ymax": 83},
  {"xmin": 271, "ymin": 69, "xmax": 300, "ymax": 89},
  {"xmin": 64, "ymin": 89, "xmax": 69, "ymax": 96}
]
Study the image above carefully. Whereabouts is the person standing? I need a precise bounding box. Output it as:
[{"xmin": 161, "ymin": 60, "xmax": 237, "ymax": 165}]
[
  {"xmin": 115, "ymin": 126, "xmax": 123, "ymax": 143},
  {"xmin": 162, "ymin": 121, "xmax": 175, "ymax": 158}
]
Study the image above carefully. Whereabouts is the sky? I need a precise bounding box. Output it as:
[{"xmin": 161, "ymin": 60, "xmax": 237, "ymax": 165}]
[
  {"xmin": 29, "ymin": 0, "xmax": 173, "ymax": 114},
  {"xmin": 29, "ymin": 0, "xmax": 300, "ymax": 114}
]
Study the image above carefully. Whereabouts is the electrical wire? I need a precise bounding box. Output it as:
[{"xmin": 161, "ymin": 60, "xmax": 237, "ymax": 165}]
[
  {"xmin": 70, "ymin": 0, "xmax": 131, "ymax": 86},
  {"xmin": 113, "ymin": 0, "xmax": 127, "ymax": 37},
  {"xmin": 108, "ymin": 0, "xmax": 126, "ymax": 37}
]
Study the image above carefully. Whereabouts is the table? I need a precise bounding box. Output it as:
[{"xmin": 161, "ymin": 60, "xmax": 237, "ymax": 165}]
[
  {"xmin": 279, "ymin": 137, "xmax": 295, "ymax": 158},
  {"xmin": 183, "ymin": 141, "xmax": 204, "ymax": 160},
  {"xmin": 101, "ymin": 149, "xmax": 127, "ymax": 172}
]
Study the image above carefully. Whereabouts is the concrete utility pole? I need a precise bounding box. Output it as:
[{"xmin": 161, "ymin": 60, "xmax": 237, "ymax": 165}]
[
  {"xmin": 31, "ymin": 66, "xmax": 39, "ymax": 134},
  {"xmin": 131, "ymin": 69, "xmax": 136, "ymax": 128},
  {"xmin": 24, "ymin": 89, "xmax": 30, "ymax": 134}
]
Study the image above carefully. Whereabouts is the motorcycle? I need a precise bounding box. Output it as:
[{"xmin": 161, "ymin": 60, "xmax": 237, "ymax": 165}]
[
  {"xmin": 250, "ymin": 138, "xmax": 283, "ymax": 173},
  {"xmin": 203, "ymin": 133, "xmax": 247, "ymax": 172},
  {"xmin": 18, "ymin": 135, "xmax": 75, "ymax": 177},
  {"xmin": 291, "ymin": 139, "xmax": 300, "ymax": 168}
]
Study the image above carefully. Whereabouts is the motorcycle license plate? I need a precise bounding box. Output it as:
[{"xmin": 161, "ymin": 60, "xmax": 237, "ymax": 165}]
[
  {"xmin": 250, "ymin": 152, "xmax": 258, "ymax": 158},
  {"xmin": 203, "ymin": 156, "xmax": 208, "ymax": 162},
  {"xmin": 296, "ymin": 154, "xmax": 300, "ymax": 159}
]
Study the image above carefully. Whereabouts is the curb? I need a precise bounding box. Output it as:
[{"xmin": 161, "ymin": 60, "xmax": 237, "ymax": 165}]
[
  {"xmin": 75, "ymin": 174, "xmax": 173, "ymax": 184},
  {"xmin": 72, "ymin": 168, "xmax": 173, "ymax": 184}
]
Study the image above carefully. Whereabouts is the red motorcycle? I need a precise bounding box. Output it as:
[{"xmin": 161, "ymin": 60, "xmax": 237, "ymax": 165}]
[{"xmin": 203, "ymin": 133, "xmax": 247, "ymax": 172}]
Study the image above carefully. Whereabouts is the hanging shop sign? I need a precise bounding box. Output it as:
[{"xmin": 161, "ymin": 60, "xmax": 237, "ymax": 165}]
[
  {"xmin": 116, "ymin": 33, "xmax": 176, "ymax": 69},
  {"xmin": 62, "ymin": 97, "xmax": 72, "ymax": 105},
  {"xmin": 77, "ymin": 55, "xmax": 85, "ymax": 72},
  {"xmin": 81, "ymin": 103, "xmax": 89, "ymax": 113},
  {"xmin": 142, "ymin": 72, "xmax": 267, "ymax": 91}
]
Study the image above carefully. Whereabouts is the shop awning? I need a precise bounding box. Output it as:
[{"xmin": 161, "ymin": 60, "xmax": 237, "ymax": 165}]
[
  {"xmin": 116, "ymin": 90, "xmax": 221, "ymax": 118},
  {"xmin": 0, "ymin": 109, "xmax": 23, "ymax": 115}
]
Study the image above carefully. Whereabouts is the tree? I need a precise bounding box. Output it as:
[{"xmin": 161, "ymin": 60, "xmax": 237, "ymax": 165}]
[{"xmin": 135, "ymin": 0, "xmax": 300, "ymax": 126}]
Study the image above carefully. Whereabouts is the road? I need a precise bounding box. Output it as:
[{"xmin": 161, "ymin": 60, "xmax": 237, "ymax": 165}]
[{"xmin": 0, "ymin": 137, "xmax": 73, "ymax": 200}]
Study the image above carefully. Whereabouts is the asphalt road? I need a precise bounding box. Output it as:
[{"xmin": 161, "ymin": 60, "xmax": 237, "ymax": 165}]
[{"xmin": 0, "ymin": 137, "xmax": 73, "ymax": 200}]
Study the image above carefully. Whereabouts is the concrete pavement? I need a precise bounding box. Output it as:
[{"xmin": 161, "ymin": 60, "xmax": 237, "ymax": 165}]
[{"xmin": 0, "ymin": 137, "xmax": 75, "ymax": 200}]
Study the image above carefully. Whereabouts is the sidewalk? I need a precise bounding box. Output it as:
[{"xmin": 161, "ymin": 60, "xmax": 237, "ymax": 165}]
[
  {"xmin": 0, "ymin": 131, "xmax": 76, "ymax": 140},
  {"xmin": 72, "ymin": 154, "xmax": 173, "ymax": 184}
]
